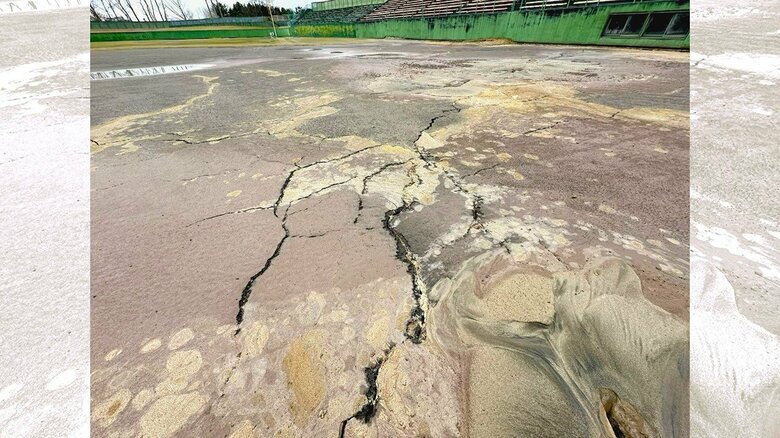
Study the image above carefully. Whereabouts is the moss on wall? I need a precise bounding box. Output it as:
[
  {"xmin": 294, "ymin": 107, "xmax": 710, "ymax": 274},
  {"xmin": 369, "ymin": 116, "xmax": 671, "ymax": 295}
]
[{"xmin": 292, "ymin": 23, "xmax": 357, "ymax": 37}]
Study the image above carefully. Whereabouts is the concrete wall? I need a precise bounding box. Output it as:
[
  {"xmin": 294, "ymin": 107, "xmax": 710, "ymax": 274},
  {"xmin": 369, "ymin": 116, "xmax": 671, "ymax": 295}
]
[{"xmin": 294, "ymin": 1, "xmax": 689, "ymax": 49}]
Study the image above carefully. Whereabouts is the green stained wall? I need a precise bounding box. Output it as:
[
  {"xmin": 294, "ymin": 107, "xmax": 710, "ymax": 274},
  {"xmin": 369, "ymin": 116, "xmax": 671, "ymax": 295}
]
[
  {"xmin": 91, "ymin": 27, "xmax": 290, "ymax": 42},
  {"xmin": 294, "ymin": 2, "xmax": 689, "ymax": 49},
  {"xmin": 293, "ymin": 23, "xmax": 357, "ymax": 37}
]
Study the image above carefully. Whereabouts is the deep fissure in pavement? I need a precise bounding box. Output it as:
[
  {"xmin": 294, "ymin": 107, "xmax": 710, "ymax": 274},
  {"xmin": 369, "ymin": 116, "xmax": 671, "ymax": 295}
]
[
  {"xmin": 338, "ymin": 343, "xmax": 397, "ymax": 438},
  {"xmin": 233, "ymin": 144, "xmax": 384, "ymax": 333},
  {"xmin": 354, "ymin": 160, "xmax": 410, "ymax": 224}
]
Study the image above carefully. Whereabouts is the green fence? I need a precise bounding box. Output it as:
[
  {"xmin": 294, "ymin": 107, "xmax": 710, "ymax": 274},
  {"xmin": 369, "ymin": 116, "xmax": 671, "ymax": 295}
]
[
  {"xmin": 293, "ymin": 1, "xmax": 689, "ymax": 48},
  {"xmin": 294, "ymin": 23, "xmax": 358, "ymax": 37},
  {"xmin": 91, "ymin": 17, "xmax": 289, "ymax": 30},
  {"xmin": 311, "ymin": 0, "xmax": 385, "ymax": 12},
  {"xmin": 92, "ymin": 21, "xmax": 173, "ymax": 29},
  {"xmin": 91, "ymin": 27, "xmax": 291, "ymax": 42}
]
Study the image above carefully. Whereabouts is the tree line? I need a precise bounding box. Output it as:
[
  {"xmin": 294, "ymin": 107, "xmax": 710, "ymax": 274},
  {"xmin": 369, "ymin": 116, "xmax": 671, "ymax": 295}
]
[
  {"xmin": 90, "ymin": 0, "xmax": 293, "ymax": 21},
  {"xmin": 206, "ymin": 1, "xmax": 293, "ymax": 18}
]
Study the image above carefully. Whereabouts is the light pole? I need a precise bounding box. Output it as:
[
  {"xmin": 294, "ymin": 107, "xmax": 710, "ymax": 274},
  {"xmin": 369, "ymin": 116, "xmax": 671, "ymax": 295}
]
[{"xmin": 266, "ymin": 0, "xmax": 277, "ymax": 38}]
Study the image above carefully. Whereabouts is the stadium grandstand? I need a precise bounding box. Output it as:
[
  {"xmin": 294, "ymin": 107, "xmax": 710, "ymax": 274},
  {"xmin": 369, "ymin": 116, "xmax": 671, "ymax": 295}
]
[
  {"xmin": 294, "ymin": 4, "xmax": 380, "ymax": 23},
  {"xmin": 291, "ymin": 0, "xmax": 689, "ymax": 49},
  {"xmin": 361, "ymin": 0, "xmax": 514, "ymax": 21},
  {"xmin": 294, "ymin": 0, "xmax": 690, "ymax": 23}
]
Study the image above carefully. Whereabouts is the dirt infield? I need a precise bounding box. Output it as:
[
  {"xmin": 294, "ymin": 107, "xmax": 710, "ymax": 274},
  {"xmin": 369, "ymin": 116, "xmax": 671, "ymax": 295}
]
[{"xmin": 91, "ymin": 40, "xmax": 689, "ymax": 436}]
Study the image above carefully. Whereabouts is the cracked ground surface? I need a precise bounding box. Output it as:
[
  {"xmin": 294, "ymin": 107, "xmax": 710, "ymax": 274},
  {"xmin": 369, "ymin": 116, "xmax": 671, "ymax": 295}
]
[{"xmin": 91, "ymin": 40, "xmax": 689, "ymax": 436}]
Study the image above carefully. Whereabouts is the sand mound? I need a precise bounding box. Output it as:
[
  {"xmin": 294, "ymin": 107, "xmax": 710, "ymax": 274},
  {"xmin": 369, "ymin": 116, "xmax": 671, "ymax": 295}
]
[
  {"xmin": 428, "ymin": 253, "xmax": 688, "ymax": 437},
  {"xmin": 690, "ymin": 257, "xmax": 780, "ymax": 437}
]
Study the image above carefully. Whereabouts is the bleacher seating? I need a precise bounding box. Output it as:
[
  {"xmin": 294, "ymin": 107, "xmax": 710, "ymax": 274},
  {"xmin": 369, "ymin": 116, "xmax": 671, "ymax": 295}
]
[
  {"xmin": 420, "ymin": 0, "xmax": 468, "ymax": 17},
  {"xmin": 517, "ymin": 0, "xmax": 638, "ymax": 9},
  {"xmin": 294, "ymin": 4, "xmax": 380, "ymax": 24},
  {"xmin": 300, "ymin": 0, "xmax": 663, "ymax": 24},
  {"xmin": 360, "ymin": 0, "xmax": 516, "ymax": 21},
  {"xmin": 516, "ymin": 0, "xmax": 567, "ymax": 9},
  {"xmin": 457, "ymin": 0, "xmax": 514, "ymax": 14}
]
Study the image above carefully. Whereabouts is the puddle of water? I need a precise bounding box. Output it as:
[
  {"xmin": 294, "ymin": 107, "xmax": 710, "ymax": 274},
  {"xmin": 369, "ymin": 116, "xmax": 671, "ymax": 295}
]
[
  {"xmin": 296, "ymin": 47, "xmax": 415, "ymax": 60},
  {"xmin": 90, "ymin": 64, "xmax": 214, "ymax": 81}
]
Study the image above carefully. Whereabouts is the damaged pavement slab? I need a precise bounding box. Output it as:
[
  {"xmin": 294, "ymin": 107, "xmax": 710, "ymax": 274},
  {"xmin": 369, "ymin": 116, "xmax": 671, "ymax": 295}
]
[{"xmin": 90, "ymin": 40, "xmax": 689, "ymax": 436}]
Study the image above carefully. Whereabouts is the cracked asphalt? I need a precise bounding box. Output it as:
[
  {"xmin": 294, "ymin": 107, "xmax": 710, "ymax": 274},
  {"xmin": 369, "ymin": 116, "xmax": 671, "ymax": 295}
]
[{"xmin": 90, "ymin": 40, "xmax": 689, "ymax": 436}]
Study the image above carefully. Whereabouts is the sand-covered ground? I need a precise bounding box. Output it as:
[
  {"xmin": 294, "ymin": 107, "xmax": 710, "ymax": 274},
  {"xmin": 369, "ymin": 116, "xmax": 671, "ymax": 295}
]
[
  {"xmin": 90, "ymin": 40, "xmax": 689, "ymax": 436},
  {"xmin": 0, "ymin": 7, "xmax": 90, "ymax": 437},
  {"xmin": 690, "ymin": 0, "xmax": 780, "ymax": 436}
]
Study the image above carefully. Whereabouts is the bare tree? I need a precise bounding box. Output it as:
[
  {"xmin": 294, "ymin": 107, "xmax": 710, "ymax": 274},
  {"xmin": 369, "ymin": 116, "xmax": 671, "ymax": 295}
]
[
  {"xmin": 90, "ymin": 2, "xmax": 103, "ymax": 20},
  {"xmin": 123, "ymin": 0, "xmax": 141, "ymax": 21},
  {"xmin": 202, "ymin": 0, "xmax": 223, "ymax": 18},
  {"xmin": 150, "ymin": 0, "xmax": 162, "ymax": 20},
  {"xmin": 91, "ymin": 0, "xmax": 105, "ymax": 18},
  {"xmin": 107, "ymin": 0, "xmax": 123, "ymax": 19},
  {"xmin": 136, "ymin": 0, "xmax": 149, "ymax": 19},
  {"xmin": 112, "ymin": 0, "xmax": 133, "ymax": 20},
  {"xmin": 117, "ymin": 0, "xmax": 141, "ymax": 21},
  {"xmin": 166, "ymin": 0, "xmax": 192, "ymax": 20},
  {"xmin": 152, "ymin": 0, "xmax": 168, "ymax": 21},
  {"xmin": 143, "ymin": 0, "xmax": 157, "ymax": 20},
  {"xmin": 98, "ymin": 0, "xmax": 116, "ymax": 19},
  {"xmin": 140, "ymin": 0, "xmax": 157, "ymax": 20},
  {"xmin": 210, "ymin": 0, "xmax": 222, "ymax": 17}
]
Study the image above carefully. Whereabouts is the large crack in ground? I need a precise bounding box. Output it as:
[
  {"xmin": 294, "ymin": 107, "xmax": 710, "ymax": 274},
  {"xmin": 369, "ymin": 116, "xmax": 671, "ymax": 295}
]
[
  {"xmin": 339, "ymin": 101, "xmax": 560, "ymax": 433},
  {"xmin": 414, "ymin": 105, "xmax": 514, "ymax": 255},
  {"xmin": 383, "ymin": 199, "xmax": 428, "ymax": 344},
  {"xmin": 338, "ymin": 343, "xmax": 397, "ymax": 438},
  {"xmin": 353, "ymin": 160, "xmax": 411, "ymax": 225},
  {"xmin": 234, "ymin": 209, "xmax": 289, "ymax": 332},
  {"xmin": 339, "ymin": 106, "xmax": 483, "ymax": 436},
  {"xmin": 232, "ymin": 104, "xmax": 561, "ymax": 435},
  {"xmin": 232, "ymin": 144, "xmax": 383, "ymax": 334},
  {"xmin": 221, "ymin": 144, "xmax": 389, "ymax": 401}
]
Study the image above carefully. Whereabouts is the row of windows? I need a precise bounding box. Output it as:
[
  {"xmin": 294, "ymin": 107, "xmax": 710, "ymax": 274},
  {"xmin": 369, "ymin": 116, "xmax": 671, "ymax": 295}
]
[{"xmin": 603, "ymin": 11, "xmax": 689, "ymax": 38}]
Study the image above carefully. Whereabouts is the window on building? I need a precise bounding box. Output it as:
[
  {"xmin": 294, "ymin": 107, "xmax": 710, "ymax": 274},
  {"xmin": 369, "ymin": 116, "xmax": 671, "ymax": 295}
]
[
  {"xmin": 603, "ymin": 13, "xmax": 648, "ymax": 36},
  {"xmin": 603, "ymin": 14, "xmax": 629, "ymax": 35},
  {"xmin": 644, "ymin": 12, "xmax": 675, "ymax": 35},
  {"xmin": 643, "ymin": 11, "xmax": 689, "ymax": 36},
  {"xmin": 603, "ymin": 11, "xmax": 689, "ymax": 38},
  {"xmin": 666, "ymin": 12, "xmax": 689, "ymax": 35}
]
